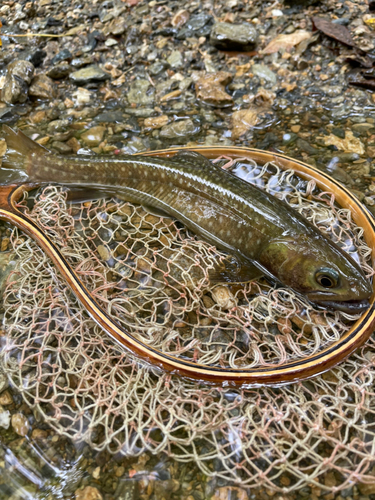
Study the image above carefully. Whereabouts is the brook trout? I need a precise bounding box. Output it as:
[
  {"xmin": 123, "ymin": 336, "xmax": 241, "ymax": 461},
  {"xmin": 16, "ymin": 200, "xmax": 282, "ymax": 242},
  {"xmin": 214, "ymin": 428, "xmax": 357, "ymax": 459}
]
[{"xmin": 2, "ymin": 125, "xmax": 372, "ymax": 314}]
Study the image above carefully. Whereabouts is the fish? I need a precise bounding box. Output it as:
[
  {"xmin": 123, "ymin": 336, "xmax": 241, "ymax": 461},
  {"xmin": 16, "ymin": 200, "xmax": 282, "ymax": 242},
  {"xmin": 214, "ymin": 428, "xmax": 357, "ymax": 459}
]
[{"xmin": 1, "ymin": 125, "xmax": 372, "ymax": 314}]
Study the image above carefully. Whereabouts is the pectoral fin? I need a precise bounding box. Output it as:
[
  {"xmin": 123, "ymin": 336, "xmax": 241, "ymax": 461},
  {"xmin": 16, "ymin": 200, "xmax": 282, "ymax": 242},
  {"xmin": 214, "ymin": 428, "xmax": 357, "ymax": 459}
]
[{"xmin": 208, "ymin": 256, "xmax": 263, "ymax": 285}]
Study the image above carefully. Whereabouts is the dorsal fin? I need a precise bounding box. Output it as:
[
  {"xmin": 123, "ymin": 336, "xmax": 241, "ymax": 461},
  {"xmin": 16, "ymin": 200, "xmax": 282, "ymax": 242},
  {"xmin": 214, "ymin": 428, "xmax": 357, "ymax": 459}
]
[
  {"xmin": 171, "ymin": 150, "xmax": 219, "ymax": 170},
  {"xmin": 2, "ymin": 125, "xmax": 50, "ymax": 156}
]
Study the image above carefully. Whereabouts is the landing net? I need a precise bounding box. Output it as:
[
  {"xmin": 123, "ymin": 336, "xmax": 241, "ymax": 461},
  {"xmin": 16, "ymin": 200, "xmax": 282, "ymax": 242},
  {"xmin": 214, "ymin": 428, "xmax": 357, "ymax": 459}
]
[{"xmin": 1, "ymin": 157, "xmax": 375, "ymax": 493}]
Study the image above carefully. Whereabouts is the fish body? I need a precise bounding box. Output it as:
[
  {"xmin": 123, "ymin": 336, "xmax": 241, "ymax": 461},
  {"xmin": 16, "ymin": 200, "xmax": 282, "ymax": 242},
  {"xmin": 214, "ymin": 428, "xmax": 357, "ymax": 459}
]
[{"xmin": 2, "ymin": 126, "xmax": 372, "ymax": 313}]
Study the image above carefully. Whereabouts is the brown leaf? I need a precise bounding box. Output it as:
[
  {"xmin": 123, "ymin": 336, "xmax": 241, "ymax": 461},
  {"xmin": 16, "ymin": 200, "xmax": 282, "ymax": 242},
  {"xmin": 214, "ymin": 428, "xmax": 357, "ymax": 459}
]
[
  {"xmin": 312, "ymin": 17, "xmax": 355, "ymax": 47},
  {"xmin": 262, "ymin": 30, "xmax": 311, "ymax": 54}
]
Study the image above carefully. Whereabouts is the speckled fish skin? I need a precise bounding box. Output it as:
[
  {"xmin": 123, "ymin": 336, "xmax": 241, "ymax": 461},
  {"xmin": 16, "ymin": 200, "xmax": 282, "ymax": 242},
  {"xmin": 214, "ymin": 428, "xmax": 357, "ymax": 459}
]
[{"xmin": 2, "ymin": 126, "xmax": 372, "ymax": 313}]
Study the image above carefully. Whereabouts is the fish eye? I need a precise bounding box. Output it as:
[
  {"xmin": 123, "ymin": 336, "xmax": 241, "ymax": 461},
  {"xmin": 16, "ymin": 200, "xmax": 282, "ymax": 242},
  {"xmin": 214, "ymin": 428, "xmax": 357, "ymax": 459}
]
[{"xmin": 315, "ymin": 268, "xmax": 340, "ymax": 289}]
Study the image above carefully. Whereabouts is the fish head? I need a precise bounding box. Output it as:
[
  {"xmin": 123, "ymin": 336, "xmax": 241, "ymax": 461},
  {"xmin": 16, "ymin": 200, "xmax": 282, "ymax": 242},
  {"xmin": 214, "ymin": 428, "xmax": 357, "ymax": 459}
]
[{"xmin": 259, "ymin": 234, "xmax": 373, "ymax": 313}]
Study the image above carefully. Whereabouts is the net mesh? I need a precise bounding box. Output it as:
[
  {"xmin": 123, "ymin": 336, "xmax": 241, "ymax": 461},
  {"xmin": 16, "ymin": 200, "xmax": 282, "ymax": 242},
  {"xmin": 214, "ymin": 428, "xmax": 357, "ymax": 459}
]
[{"xmin": 1, "ymin": 157, "xmax": 375, "ymax": 493}]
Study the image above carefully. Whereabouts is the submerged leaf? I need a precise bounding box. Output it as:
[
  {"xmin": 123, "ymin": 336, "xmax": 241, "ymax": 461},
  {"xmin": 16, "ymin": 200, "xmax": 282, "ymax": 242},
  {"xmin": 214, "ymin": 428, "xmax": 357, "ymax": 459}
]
[{"xmin": 312, "ymin": 16, "xmax": 355, "ymax": 47}]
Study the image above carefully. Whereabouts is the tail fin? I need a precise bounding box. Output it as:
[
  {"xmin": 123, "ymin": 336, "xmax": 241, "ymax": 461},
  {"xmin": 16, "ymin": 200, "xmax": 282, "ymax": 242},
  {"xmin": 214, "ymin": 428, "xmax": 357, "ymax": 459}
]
[{"xmin": 1, "ymin": 126, "xmax": 49, "ymax": 183}]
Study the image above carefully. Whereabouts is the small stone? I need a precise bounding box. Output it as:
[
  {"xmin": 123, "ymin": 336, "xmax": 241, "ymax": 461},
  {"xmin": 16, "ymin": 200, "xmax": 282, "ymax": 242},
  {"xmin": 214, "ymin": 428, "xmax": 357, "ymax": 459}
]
[
  {"xmin": 291, "ymin": 125, "xmax": 301, "ymax": 133},
  {"xmin": 29, "ymin": 74, "xmax": 58, "ymax": 99},
  {"xmin": 51, "ymin": 49, "xmax": 73, "ymax": 65},
  {"xmin": 352, "ymin": 122, "xmax": 374, "ymax": 134},
  {"xmin": 105, "ymin": 38, "xmax": 118, "ymax": 47},
  {"xmin": 115, "ymin": 466, "xmax": 125, "ymax": 477},
  {"xmin": 107, "ymin": 17, "xmax": 127, "ymax": 36},
  {"xmin": 211, "ymin": 286, "xmax": 237, "ymax": 310},
  {"xmin": 51, "ymin": 141, "xmax": 72, "ymax": 154},
  {"xmin": 73, "ymin": 87, "xmax": 92, "ymax": 105},
  {"xmin": 167, "ymin": 50, "xmax": 183, "ymax": 68},
  {"xmin": 47, "ymin": 119, "xmax": 69, "ymax": 134},
  {"xmin": 31, "ymin": 429, "xmax": 48, "ymax": 440},
  {"xmin": 0, "ymin": 390, "xmax": 13, "ymax": 405},
  {"xmin": 127, "ymin": 79, "xmax": 155, "ymax": 105},
  {"xmin": 0, "ymin": 140, "xmax": 6, "ymax": 157},
  {"xmin": 172, "ymin": 9, "xmax": 190, "ymax": 28},
  {"xmin": 149, "ymin": 61, "xmax": 169, "ymax": 76},
  {"xmin": 47, "ymin": 62, "xmax": 72, "ymax": 79},
  {"xmin": 159, "ymin": 119, "xmax": 200, "ymax": 141},
  {"xmin": 196, "ymin": 72, "xmax": 233, "ymax": 107},
  {"xmin": 364, "ymin": 196, "xmax": 375, "ymax": 206},
  {"xmin": 29, "ymin": 111, "xmax": 47, "ymax": 125},
  {"xmin": 144, "ymin": 115, "xmax": 169, "ymax": 129},
  {"xmin": 75, "ymin": 486, "xmax": 103, "ymax": 500},
  {"xmin": 323, "ymin": 131, "xmax": 365, "ymax": 155},
  {"xmin": 11, "ymin": 413, "xmax": 29, "ymax": 436},
  {"xmin": 70, "ymin": 65, "xmax": 110, "ymax": 85},
  {"xmin": 92, "ymin": 467, "xmax": 100, "ymax": 479},
  {"xmin": 212, "ymin": 487, "xmax": 248, "ymax": 500},
  {"xmin": 231, "ymin": 109, "xmax": 259, "ymax": 139},
  {"xmin": 1, "ymin": 75, "xmax": 29, "ymax": 104},
  {"xmin": 66, "ymin": 137, "xmax": 81, "ymax": 153},
  {"xmin": 7, "ymin": 60, "xmax": 35, "ymax": 84},
  {"xmin": 252, "ymin": 64, "xmax": 277, "ymax": 84},
  {"xmin": 81, "ymin": 126, "xmax": 106, "ymax": 147},
  {"xmin": 97, "ymin": 244, "xmax": 111, "ymax": 261},
  {"xmin": 0, "ymin": 408, "xmax": 10, "ymax": 429},
  {"xmin": 210, "ymin": 22, "xmax": 258, "ymax": 51},
  {"xmin": 359, "ymin": 483, "xmax": 375, "ymax": 495}
]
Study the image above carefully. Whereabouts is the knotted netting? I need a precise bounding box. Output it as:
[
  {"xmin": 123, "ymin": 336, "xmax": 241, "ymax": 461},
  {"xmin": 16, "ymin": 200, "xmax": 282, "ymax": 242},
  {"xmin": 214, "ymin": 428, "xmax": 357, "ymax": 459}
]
[{"xmin": 1, "ymin": 156, "xmax": 375, "ymax": 493}]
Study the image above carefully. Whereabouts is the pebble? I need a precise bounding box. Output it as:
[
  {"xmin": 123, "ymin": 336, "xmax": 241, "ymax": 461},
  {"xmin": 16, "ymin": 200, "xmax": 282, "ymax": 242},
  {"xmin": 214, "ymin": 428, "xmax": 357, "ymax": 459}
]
[
  {"xmin": 0, "ymin": 390, "xmax": 13, "ymax": 405},
  {"xmin": 210, "ymin": 22, "xmax": 258, "ymax": 51},
  {"xmin": 0, "ymin": 407, "xmax": 10, "ymax": 429},
  {"xmin": 96, "ymin": 244, "xmax": 112, "ymax": 261},
  {"xmin": 11, "ymin": 413, "xmax": 29, "ymax": 436},
  {"xmin": 159, "ymin": 119, "xmax": 200, "ymax": 140},
  {"xmin": 252, "ymin": 64, "xmax": 277, "ymax": 84},
  {"xmin": 211, "ymin": 286, "xmax": 237, "ymax": 310},
  {"xmin": 1, "ymin": 60, "xmax": 35, "ymax": 105},
  {"xmin": 172, "ymin": 9, "xmax": 190, "ymax": 28},
  {"xmin": 167, "ymin": 50, "xmax": 183, "ymax": 69},
  {"xmin": 47, "ymin": 62, "xmax": 72, "ymax": 80},
  {"xmin": 29, "ymin": 74, "xmax": 58, "ymax": 99},
  {"xmin": 177, "ymin": 12, "xmax": 213, "ymax": 39},
  {"xmin": 7, "ymin": 60, "xmax": 35, "ymax": 84},
  {"xmin": 127, "ymin": 79, "xmax": 155, "ymax": 105},
  {"xmin": 359, "ymin": 483, "xmax": 375, "ymax": 495},
  {"xmin": 47, "ymin": 119, "xmax": 70, "ymax": 134},
  {"xmin": 0, "ymin": 140, "xmax": 7, "ymax": 157},
  {"xmin": 70, "ymin": 65, "xmax": 110, "ymax": 85},
  {"xmin": 231, "ymin": 109, "xmax": 259, "ymax": 139},
  {"xmin": 195, "ymin": 72, "xmax": 233, "ymax": 107},
  {"xmin": 75, "ymin": 486, "xmax": 103, "ymax": 500},
  {"xmin": 144, "ymin": 115, "xmax": 169, "ymax": 129}
]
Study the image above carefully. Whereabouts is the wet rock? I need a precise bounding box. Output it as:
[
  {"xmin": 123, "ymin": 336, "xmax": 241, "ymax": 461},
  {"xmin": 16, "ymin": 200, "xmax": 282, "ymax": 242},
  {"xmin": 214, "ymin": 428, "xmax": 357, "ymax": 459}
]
[
  {"xmin": 7, "ymin": 60, "xmax": 34, "ymax": 84},
  {"xmin": 47, "ymin": 62, "xmax": 72, "ymax": 79},
  {"xmin": 47, "ymin": 119, "xmax": 70, "ymax": 134},
  {"xmin": 210, "ymin": 22, "xmax": 258, "ymax": 51},
  {"xmin": 106, "ymin": 17, "xmax": 127, "ymax": 36},
  {"xmin": 252, "ymin": 64, "xmax": 277, "ymax": 84},
  {"xmin": 144, "ymin": 115, "xmax": 169, "ymax": 129},
  {"xmin": 114, "ymin": 480, "xmax": 140, "ymax": 500},
  {"xmin": 1, "ymin": 76, "xmax": 29, "ymax": 105},
  {"xmin": 159, "ymin": 119, "xmax": 200, "ymax": 141},
  {"xmin": 196, "ymin": 72, "xmax": 233, "ymax": 107},
  {"xmin": 51, "ymin": 141, "xmax": 72, "ymax": 154},
  {"xmin": 323, "ymin": 131, "xmax": 365, "ymax": 155},
  {"xmin": 359, "ymin": 482, "xmax": 375, "ymax": 495},
  {"xmin": 0, "ymin": 108, "xmax": 16, "ymax": 123},
  {"xmin": 149, "ymin": 61, "xmax": 169, "ymax": 76},
  {"xmin": 70, "ymin": 65, "xmax": 110, "ymax": 85},
  {"xmin": 95, "ymin": 110, "xmax": 124, "ymax": 123},
  {"xmin": 124, "ymin": 108, "xmax": 155, "ymax": 117},
  {"xmin": 0, "ymin": 407, "xmax": 10, "ymax": 429},
  {"xmin": 352, "ymin": 122, "xmax": 374, "ymax": 134},
  {"xmin": 18, "ymin": 49, "xmax": 47, "ymax": 67},
  {"xmin": 172, "ymin": 9, "xmax": 190, "ymax": 28},
  {"xmin": 51, "ymin": 49, "xmax": 73, "ymax": 65},
  {"xmin": 231, "ymin": 109, "xmax": 259, "ymax": 139},
  {"xmin": 81, "ymin": 126, "xmax": 106, "ymax": 147},
  {"xmin": 167, "ymin": 51, "xmax": 183, "ymax": 69},
  {"xmin": 11, "ymin": 413, "xmax": 29, "ymax": 436},
  {"xmin": 29, "ymin": 74, "xmax": 58, "ymax": 99},
  {"xmin": 1, "ymin": 60, "xmax": 34, "ymax": 105},
  {"xmin": 127, "ymin": 79, "xmax": 155, "ymax": 105},
  {"xmin": 75, "ymin": 486, "xmax": 103, "ymax": 500},
  {"xmin": 177, "ymin": 12, "xmax": 213, "ymax": 39}
]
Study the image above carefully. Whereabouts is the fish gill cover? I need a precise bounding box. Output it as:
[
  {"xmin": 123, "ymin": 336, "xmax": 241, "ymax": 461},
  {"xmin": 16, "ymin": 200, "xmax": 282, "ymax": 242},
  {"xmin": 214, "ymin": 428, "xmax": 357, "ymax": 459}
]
[{"xmin": 1, "ymin": 158, "xmax": 375, "ymax": 493}]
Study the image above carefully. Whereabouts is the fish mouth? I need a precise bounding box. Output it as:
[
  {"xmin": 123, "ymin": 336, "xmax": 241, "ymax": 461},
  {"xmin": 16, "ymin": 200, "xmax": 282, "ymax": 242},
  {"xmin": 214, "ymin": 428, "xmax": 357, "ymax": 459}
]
[{"xmin": 312, "ymin": 298, "xmax": 371, "ymax": 314}]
